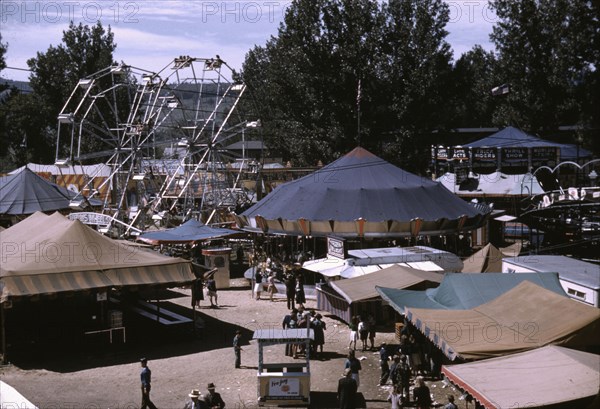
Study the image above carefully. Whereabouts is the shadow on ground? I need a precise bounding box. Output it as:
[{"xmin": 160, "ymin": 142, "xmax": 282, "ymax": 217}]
[{"xmin": 5, "ymin": 288, "xmax": 252, "ymax": 373}]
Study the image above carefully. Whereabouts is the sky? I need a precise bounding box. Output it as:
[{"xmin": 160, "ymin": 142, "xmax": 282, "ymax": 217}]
[{"xmin": 0, "ymin": 1, "xmax": 497, "ymax": 82}]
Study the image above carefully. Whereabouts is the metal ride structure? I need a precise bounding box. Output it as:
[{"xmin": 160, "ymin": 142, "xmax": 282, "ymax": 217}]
[{"xmin": 55, "ymin": 56, "xmax": 256, "ymax": 236}]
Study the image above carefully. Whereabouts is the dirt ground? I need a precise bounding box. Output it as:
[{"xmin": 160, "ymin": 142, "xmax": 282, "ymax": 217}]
[{"xmin": 0, "ymin": 278, "xmax": 467, "ymax": 409}]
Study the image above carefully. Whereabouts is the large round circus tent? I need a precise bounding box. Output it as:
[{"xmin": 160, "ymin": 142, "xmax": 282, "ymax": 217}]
[{"xmin": 235, "ymin": 147, "xmax": 490, "ymax": 238}]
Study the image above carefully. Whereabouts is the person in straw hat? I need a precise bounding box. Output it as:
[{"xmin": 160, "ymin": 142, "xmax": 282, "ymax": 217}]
[
  {"xmin": 204, "ymin": 382, "xmax": 225, "ymax": 409},
  {"xmin": 183, "ymin": 388, "xmax": 206, "ymax": 409}
]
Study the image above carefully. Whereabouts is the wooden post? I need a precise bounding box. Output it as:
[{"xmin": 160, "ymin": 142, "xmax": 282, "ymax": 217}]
[{"xmin": 1, "ymin": 305, "xmax": 6, "ymax": 365}]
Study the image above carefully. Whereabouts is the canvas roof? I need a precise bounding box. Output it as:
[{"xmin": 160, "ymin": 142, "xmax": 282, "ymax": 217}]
[
  {"xmin": 436, "ymin": 172, "xmax": 544, "ymax": 197},
  {"xmin": 465, "ymin": 126, "xmax": 592, "ymax": 159},
  {"xmin": 406, "ymin": 281, "xmax": 600, "ymax": 361},
  {"xmin": 238, "ymin": 147, "xmax": 488, "ymax": 237},
  {"xmin": 9, "ymin": 163, "xmax": 112, "ymax": 177},
  {"xmin": 442, "ymin": 346, "xmax": 600, "ymax": 409},
  {"xmin": 462, "ymin": 243, "xmax": 521, "ymax": 273},
  {"xmin": 0, "ymin": 381, "xmax": 38, "ymax": 409},
  {"xmin": 377, "ymin": 272, "xmax": 565, "ymax": 313},
  {"xmin": 0, "ymin": 212, "xmax": 194, "ymax": 303},
  {"xmin": 137, "ymin": 219, "xmax": 239, "ymax": 245},
  {"xmin": 329, "ymin": 265, "xmax": 443, "ymax": 304},
  {"xmin": 1, "ymin": 167, "xmax": 78, "ymax": 215}
]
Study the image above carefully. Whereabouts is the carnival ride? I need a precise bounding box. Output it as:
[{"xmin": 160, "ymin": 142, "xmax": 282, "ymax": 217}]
[{"xmin": 55, "ymin": 56, "xmax": 258, "ymax": 236}]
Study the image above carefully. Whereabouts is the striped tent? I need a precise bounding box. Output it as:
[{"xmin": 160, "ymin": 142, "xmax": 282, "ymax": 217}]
[{"xmin": 0, "ymin": 212, "xmax": 194, "ymax": 303}]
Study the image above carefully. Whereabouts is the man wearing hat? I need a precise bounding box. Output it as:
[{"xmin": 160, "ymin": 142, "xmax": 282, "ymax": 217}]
[
  {"xmin": 183, "ymin": 389, "xmax": 206, "ymax": 409},
  {"xmin": 337, "ymin": 368, "xmax": 357, "ymax": 409},
  {"xmin": 204, "ymin": 382, "xmax": 225, "ymax": 409},
  {"xmin": 140, "ymin": 358, "xmax": 158, "ymax": 409}
]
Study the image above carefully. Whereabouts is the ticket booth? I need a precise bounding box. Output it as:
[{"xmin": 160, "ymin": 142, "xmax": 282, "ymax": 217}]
[
  {"xmin": 202, "ymin": 247, "xmax": 232, "ymax": 289},
  {"xmin": 253, "ymin": 328, "xmax": 313, "ymax": 406}
]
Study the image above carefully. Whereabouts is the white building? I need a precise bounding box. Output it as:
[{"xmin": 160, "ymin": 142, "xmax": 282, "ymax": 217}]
[{"xmin": 502, "ymin": 255, "xmax": 600, "ymax": 307}]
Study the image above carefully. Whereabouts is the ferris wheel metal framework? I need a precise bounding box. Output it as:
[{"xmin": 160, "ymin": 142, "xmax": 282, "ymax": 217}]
[{"xmin": 55, "ymin": 55, "xmax": 255, "ymax": 236}]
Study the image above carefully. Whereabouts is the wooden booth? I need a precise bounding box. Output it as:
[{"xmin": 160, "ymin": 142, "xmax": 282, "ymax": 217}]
[{"xmin": 253, "ymin": 328, "xmax": 313, "ymax": 407}]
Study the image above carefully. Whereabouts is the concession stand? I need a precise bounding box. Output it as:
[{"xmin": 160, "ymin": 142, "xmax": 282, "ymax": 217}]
[{"xmin": 253, "ymin": 328, "xmax": 314, "ymax": 406}]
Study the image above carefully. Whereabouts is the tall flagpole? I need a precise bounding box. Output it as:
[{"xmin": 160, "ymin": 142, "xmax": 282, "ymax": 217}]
[{"xmin": 356, "ymin": 78, "xmax": 362, "ymax": 146}]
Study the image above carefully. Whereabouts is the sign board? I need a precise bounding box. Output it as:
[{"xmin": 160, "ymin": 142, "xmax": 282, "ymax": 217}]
[
  {"xmin": 502, "ymin": 147, "xmax": 528, "ymax": 161},
  {"xmin": 472, "ymin": 147, "xmax": 497, "ymax": 161},
  {"xmin": 327, "ymin": 236, "xmax": 347, "ymax": 259},
  {"xmin": 436, "ymin": 147, "xmax": 448, "ymax": 160},
  {"xmin": 68, "ymin": 212, "xmax": 112, "ymax": 226},
  {"xmin": 450, "ymin": 147, "xmax": 468, "ymax": 161},
  {"xmin": 531, "ymin": 147, "xmax": 559, "ymax": 160},
  {"xmin": 268, "ymin": 378, "xmax": 300, "ymax": 397},
  {"xmin": 97, "ymin": 291, "xmax": 108, "ymax": 302}
]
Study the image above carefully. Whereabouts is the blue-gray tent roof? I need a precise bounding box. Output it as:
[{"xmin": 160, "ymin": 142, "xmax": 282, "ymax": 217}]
[
  {"xmin": 376, "ymin": 272, "xmax": 567, "ymax": 314},
  {"xmin": 137, "ymin": 219, "xmax": 238, "ymax": 244},
  {"xmin": 0, "ymin": 167, "xmax": 100, "ymax": 215},
  {"xmin": 242, "ymin": 147, "xmax": 484, "ymax": 222},
  {"xmin": 466, "ymin": 126, "xmax": 591, "ymax": 160}
]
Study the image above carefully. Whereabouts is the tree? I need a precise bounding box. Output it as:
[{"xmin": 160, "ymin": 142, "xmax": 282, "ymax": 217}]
[
  {"xmin": 243, "ymin": 0, "xmax": 385, "ymax": 165},
  {"xmin": 490, "ymin": 0, "xmax": 597, "ymax": 133},
  {"xmin": 449, "ymin": 45, "xmax": 499, "ymax": 128},
  {"xmin": 3, "ymin": 22, "xmax": 116, "ymax": 165},
  {"xmin": 242, "ymin": 0, "xmax": 453, "ymax": 170},
  {"xmin": 0, "ymin": 34, "xmax": 6, "ymax": 72},
  {"xmin": 378, "ymin": 0, "xmax": 452, "ymax": 169}
]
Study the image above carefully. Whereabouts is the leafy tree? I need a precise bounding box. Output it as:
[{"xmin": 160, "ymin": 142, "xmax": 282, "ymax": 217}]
[
  {"xmin": 379, "ymin": 0, "xmax": 452, "ymax": 169},
  {"xmin": 243, "ymin": 0, "xmax": 385, "ymax": 165},
  {"xmin": 242, "ymin": 0, "xmax": 452, "ymax": 170},
  {"xmin": 0, "ymin": 34, "xmax": 6, "ymax": 72},
  {"xmin": 3, "ymin": 22, "xmax": 116, "ymax": 165},
  {"xmin": 490, "ymin": 0, "xmax": 597, "ymax": 133},
  {"xmin": 449, "ymin": 45, "xmax": 499, "ymax": 128}
]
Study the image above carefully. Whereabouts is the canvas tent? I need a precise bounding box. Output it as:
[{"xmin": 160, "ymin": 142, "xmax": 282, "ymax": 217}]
[
  {"xmin": 0, "ymin": 381, "xmax": 38, "ymax": 409},
  {"xmin": 0, "ymin": 167, "xmax": 100, "ymax": 215},
  {"xmin": 137, "ymin": 219, "xmax": 239, "ymax": 245},
  {"xmin": 303, "ymin": 246, "xmax": 463, "ymax": 279},
  {"xmin": 316, "ymin": 265, "xmax": 443, "ymax": 323},
  {"xmin": 376, "ymin": 272, "xmax": 565, "ymax": 313},
  {"xmin": 405, "ymin": 281, "xmax": 600, "ymax": 361},
  {"xmin": 0, "ymin": 212, "xmax": 195, "ymax": 303},
  {"xmin": 442, "ymin": 346, "xmax": 600, "ymax": 409},
  {"xmin": 461, "ymin": 242, "xmax": 521, "ymax": 273},
  {"xmin": 465, "ymin": 126, "xmax": 592, "ymax": 160},
  {"xmin": 236, "ymin": 147, "xmax": 489, "ymax": 237}
]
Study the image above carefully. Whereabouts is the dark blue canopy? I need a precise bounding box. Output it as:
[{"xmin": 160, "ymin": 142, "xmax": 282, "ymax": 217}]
[
  {"xmin": 0, "ymin": 167, "xmax": 100, "ymax": 215},
  {"xmin": 466, "ymin": 126, "xmax": 591, "ymax": 160},
  {"xmin": 238, "ymin": 147, "xmax": 488, "ymax": 237},
  {"xmin": 138, "ymin": 219, "xmax": 238, "ymax": 244}
]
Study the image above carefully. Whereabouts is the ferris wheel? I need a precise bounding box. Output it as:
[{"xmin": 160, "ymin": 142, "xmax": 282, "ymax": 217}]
[{"xmin": 55, "ymin": 56, "xmax": 256, "ymax": 235}]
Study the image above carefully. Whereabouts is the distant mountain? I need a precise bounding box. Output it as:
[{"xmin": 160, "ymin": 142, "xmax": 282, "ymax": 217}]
[{"xmin": 0, "ymin": 78, "xmax": 32, "ymax": 94}]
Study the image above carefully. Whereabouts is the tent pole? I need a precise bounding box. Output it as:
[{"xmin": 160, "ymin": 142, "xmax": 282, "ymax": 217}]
[{"xmin": 1, "ymin": 305, "xmax": 6, "ymax": 364}]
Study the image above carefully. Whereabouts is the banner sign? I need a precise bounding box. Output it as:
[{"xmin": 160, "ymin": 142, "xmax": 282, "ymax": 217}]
[
  {"xmin": 268, "ymin": 378, "xmax": 300, "ymax": 397},
  {"xmin": 435, "ymin": 147, "xmax": 448, "ymax": 160},
  {"xmin": 531, "ymin": 147, "xmax": 559, "ymax": 160},
  {"xmin": 502, "ymin": 147, "xmax": 528, "ymax": 161},
  {"xmin": 450, "ymin": 147, "xmax": 468, "ymax": 161},
  {"xmin": 68, "ymin": 212, "xmax": 112, "ymax": 226},
  {"xmin": 472, "ymin": 147, "xmax": 497, "ymax": 161}
]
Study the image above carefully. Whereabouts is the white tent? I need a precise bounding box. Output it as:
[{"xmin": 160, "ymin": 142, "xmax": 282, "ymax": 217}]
[{"xmin": 0, "ymin": 381, "xmax": 38, "ymax": 409}]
